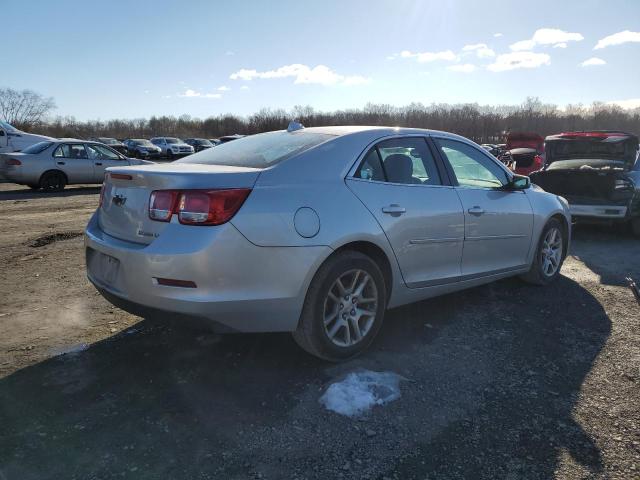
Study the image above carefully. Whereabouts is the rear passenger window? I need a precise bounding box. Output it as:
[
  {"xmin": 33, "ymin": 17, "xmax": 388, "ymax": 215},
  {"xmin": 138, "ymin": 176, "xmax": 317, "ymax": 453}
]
[
  {"xmin": 355, "ymin": 149, "xmax": 385, "ymax": 181},
  {"xmin": 354, "ymin": 138, "xmax": 442, "ymax": 185},
  {"xmin": 54, "ymin": 144, "xmax": 88, "ymax": 159}
]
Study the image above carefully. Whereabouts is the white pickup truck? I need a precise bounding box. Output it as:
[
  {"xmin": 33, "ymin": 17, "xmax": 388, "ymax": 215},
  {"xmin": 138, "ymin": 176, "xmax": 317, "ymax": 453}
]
[{"xmin": 0, "ymin": 121, "xmax": 55, "ymax": 154}]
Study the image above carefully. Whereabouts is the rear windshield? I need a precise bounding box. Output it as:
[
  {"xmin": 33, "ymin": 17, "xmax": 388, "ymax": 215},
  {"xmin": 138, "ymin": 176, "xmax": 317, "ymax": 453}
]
[
  {"xmin": 166, "ymin": 138, "xmax": 181, "ymax": 144},
  {"xmin": 177, "ymin": 131, "xmax": 334, "ymax": 168},
  {"xmin": 21, "ymin": 141, "xmax": 53, "ymax": 154}
]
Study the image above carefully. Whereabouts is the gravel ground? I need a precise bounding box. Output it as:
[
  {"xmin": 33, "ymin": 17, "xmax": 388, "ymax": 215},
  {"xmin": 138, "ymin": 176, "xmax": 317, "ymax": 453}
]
[{"xmin": 0, "ymin": 183, "xmax": 639, "ymax": 479}]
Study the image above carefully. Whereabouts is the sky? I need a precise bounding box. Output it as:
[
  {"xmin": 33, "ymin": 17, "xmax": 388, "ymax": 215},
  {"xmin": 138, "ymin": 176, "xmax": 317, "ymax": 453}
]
[{"xmin": 3, "ymin": 0, "xmax": 640, "ymax": 120}]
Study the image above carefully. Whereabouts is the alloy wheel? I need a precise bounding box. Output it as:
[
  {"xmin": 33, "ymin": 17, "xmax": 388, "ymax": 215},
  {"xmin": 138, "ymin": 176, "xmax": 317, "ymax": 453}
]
[
  {"xmin": 541, "ymin": 227, "xmax": 563, "ymax": 277},
  {"xmin": 323, "ymin": 269, "xmax": 378, "ymax": 347}
]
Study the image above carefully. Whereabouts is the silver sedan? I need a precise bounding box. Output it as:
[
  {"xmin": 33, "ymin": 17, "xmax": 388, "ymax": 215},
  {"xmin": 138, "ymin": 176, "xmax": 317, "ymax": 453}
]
[
  {"xmin": 85, "ymin": 125, "xmax": 571, "ymax": 360},
  {"xmin": 0, "ymin": 139, "xmax": 151, "ymax": 191}
]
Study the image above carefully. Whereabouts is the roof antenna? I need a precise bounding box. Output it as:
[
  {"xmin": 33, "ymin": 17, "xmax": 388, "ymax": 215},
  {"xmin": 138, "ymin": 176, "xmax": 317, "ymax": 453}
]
[{"xmin": 287, "ymin": 120, "xmax": 304, "ymax": 132}]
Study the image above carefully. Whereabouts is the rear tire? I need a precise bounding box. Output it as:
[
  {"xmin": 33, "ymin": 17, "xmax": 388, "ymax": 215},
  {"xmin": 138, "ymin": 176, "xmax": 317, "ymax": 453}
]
[
  {"xmin": 39, "ymin": 171, "xmax": 67, "ymax": 192},
  {"xmin": 293, "ymin": 251, "xmax": 387, "ymax": 361},
  {"xmin": 520, "ymin": 218, "xmax": 565, "ymax": 285}
]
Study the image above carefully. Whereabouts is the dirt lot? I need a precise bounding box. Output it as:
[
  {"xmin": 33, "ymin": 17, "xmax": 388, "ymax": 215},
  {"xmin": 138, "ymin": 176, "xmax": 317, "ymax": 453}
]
[{"xmin": 0, "ymin": 182, "xmax": 639, "ymax": 480}]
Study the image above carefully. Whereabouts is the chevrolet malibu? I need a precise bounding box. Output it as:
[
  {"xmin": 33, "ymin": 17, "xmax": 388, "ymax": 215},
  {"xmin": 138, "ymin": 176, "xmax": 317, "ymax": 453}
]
[{"xmin": 85, "ymin": 125, "xmax": 571, "ymax": 360}]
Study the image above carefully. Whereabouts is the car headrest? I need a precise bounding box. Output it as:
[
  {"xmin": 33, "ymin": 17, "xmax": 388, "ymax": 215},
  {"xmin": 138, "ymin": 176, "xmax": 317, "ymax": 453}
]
[{"xmin": 384, "ymin": 154, "xmax": 414, "ymax": 184}]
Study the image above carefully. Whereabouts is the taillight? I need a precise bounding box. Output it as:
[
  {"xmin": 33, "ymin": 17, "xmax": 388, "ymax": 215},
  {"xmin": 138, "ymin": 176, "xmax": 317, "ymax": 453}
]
[
  {"xmin": 148, "ymin": 189, "xmax": 251, "ymax": 225},
  {"xmin": 7, "ymin": 158, "xmax": 21, "ymax": 166},
  {"xmin": 149, "ymin": 190, "xmax": 178, "ymax": 222}
]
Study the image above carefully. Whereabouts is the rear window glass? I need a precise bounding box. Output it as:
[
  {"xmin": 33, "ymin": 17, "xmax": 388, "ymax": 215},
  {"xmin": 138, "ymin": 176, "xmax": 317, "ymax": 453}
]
[
  {"xmin": 177, "ymin": 131, "xmax": 334, "ymax": 168},
  {"xmin": 21, "ymin": 141, "xmax": 53, "ymax": 154}
]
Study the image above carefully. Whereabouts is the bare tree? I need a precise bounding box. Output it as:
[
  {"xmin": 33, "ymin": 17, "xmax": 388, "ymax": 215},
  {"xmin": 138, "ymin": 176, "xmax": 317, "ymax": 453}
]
[{"xmin": 0, "ymin": 88, "xmax": 56, "ymax": 129}]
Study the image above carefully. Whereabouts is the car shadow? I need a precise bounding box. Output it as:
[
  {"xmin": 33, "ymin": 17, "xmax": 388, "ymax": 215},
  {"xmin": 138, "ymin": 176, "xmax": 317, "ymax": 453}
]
[
  {"xmin": 0, "ymin": 275, "xmax": 610, "ymax": 479},
  {"xmin": 0, "ymin": 185, "xmax": 100, "ymax": 201}
]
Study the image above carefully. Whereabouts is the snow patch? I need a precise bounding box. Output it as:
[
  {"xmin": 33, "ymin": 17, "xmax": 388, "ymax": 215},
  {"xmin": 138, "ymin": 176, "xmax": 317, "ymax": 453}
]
[{"xmin": 320, "ymin": 370, "xmax": 403, "ymax": 417}]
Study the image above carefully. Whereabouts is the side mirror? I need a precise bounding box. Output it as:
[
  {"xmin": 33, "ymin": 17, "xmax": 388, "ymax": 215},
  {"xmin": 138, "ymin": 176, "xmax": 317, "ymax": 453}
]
[{"xmin": 505, "ymin": 174, "xmax": 530, "ymax": 191}]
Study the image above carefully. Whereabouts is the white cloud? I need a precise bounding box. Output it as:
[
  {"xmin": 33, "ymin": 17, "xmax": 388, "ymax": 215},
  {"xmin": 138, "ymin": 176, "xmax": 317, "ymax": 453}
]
[
  {"xmin": 510, "ymin": 28, "xmax": 584, "ymax": 51},
  {"xmin": 606, "ymin": 98, "xmax": 640, "ymax": 110},
  {"xmin": 493, "ymin": 33, "xmax": 503, "ymax": 38},
  {"xmin": 487, "ymin": 51, "xmax": 551, "ymax": 72},
  {"xmin": 229, "ymin": 64, "xmax": 369, "ymax": 86},
  {"xmin": 217, "ymin": 85, "xmax": 230, "ymax": 91},
  {"xmin": 553, "ymin": 42, "xmax": 567, "ymax": 49},
  {"xmin": 399, "ymin": 49, "xmax": 458, "ymax": 62},
  {"xmin": 448, "ymin": 63, "xmax": 476, "ymax": 73},
  {"xmin": 225, "ymin": 51, "xmax": 235, "ymax": 56},
  {"xmin": 510, "ymin": 39, "xmax": 536, "ymax": 51},
  {"xmin": 580, "ymin": 57, "xmax": 606, "ymax": 67},
  {"xmin": 240, "ymin": 85, "xmax": 250, "ymax": 90},
  {"xmin": 594, "ymin": 30, "xmax": 640, "ymax": 49},
  {"xmin": 462, "ymin": 43, "xmax": 495, "ymax": 58},
  {"xmin": 177, "ymin": 88, "xmax": 222, "ymax": 99}
]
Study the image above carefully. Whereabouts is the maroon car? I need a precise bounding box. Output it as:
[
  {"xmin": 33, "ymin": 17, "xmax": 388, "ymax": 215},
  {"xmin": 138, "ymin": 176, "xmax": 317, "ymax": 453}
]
[{"xmin": 501, "ymin": 132, "xmax": 545, "ymax": 176}]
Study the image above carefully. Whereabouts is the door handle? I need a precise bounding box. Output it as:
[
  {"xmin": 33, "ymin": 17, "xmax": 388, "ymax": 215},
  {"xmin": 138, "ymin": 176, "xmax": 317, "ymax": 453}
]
[
  {"xmin": 467, "ymin": 206, "xmax": 485, "ymax": 216},
  {"xmin": 95, "ymin": 162, "xmax": 103, "ymax": 166},
  {"xmin": 56, "ymin": 161, "xmax": 65, "ymax": 165},
  {"xmin": 382, "ymin": 204, "xmax": 406, "ymax": 215}
]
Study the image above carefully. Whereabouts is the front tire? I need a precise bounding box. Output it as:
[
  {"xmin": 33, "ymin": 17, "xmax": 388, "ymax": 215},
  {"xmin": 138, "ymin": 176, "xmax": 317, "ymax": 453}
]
[
  {"xmin": 293, "ymin": 251, "xmax": 387, "ymax": 361},
  {"xmin": 520, "ymin": 218, "xmax": 565, "ymax": 285},
  {"xmin": 631, "ymin": 218, "xmax": 640, "ymax": 238},
  {"xmin": 166, "ymin": 150, "xmax": 174, "ymax": 160}
]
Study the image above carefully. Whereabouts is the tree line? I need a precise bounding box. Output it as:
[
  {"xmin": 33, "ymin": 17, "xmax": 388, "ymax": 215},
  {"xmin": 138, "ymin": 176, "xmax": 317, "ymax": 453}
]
[{"xmin": 2, "ymin": 87, "xmax": 639, "ymax": 143}]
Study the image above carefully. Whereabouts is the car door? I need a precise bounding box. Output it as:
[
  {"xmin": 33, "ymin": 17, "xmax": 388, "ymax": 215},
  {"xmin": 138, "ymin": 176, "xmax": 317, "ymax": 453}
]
[
  {"xmin": 0, "ymin": 128, "xmax": 8, "ymax": 152},
  {"xmin": 51, "ymin": 143, "xmax": 94, "ymax": 183},
  {"xmin": 152, "ymin": 138, "xmax": 165, "ymax": 154},
  {"xmin": 346, "ymin": 136, "xmax": 464, "ymax": 288},
  {"xmin": 86, "ymin": 143, "xmax": 129, "ymax": 182},
  {"xmin": 433, "ymin": 137, "xmax": 534, "ymax": 278}
]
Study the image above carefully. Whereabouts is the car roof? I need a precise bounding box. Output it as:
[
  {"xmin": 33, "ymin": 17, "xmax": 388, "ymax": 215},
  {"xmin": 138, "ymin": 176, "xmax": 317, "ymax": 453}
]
[{"xmin": 295, "ymin": 125, "xmax": 472, "ymax": 143}]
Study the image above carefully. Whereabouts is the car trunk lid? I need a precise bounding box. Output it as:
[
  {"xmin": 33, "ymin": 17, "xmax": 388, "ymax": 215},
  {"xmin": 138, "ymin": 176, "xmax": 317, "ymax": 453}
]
[{"xmin": 98, "ymin": 163, "xmax": 261, "ymax": 244}]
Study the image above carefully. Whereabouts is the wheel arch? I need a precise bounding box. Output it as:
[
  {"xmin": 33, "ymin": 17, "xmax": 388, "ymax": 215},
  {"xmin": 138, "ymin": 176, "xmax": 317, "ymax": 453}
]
[
  {"xmin": 39, "ymin": 169, "xmax": 68, "ymax": 185},
  {"xmin": 549, "ymin": 212, "xmax": 570, "ymax": 258},
  {"xmin": 331, "ymin": 240, "xmax": 394, "ymax": 301}
]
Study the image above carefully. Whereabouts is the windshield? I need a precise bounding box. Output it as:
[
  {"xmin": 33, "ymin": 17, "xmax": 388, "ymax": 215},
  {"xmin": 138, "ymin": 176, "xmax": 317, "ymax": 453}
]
[
  {"xmin": 134, "ymin": 140, "xmax": 153, "ymax": 146},
  {"xmin": 21, "ymin": 141, "xmax": 53, "ymax": 154},
  {"xmin": 0, "ymin": 121, "xmax": 19, "ymax": 133},
  {"xmin": 99, "ymin": 138, "xmax": 118, "ymax": 144},
  {"xmin": 166, "ymin": 138, "xmax": 181, "ymax": 144},
  {"xmin": 177, "ymin": 131, "xmax": 334, "ymax": 168}
]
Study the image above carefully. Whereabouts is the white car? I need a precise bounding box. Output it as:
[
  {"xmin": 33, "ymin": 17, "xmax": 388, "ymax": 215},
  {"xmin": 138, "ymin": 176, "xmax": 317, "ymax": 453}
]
[
  {"xmin": 0, "ymin": 121, "xmax": 55, "ymax": 154},
  {"xmin": 149, "ymin": 137, "xmax": 194, "ymax": 159}
]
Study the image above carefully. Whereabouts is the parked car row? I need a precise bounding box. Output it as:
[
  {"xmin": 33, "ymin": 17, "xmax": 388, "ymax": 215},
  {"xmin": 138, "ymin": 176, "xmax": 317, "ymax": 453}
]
[{"xmin": 97, "ymin": 135, "xmax": 244, "ymax": 159}]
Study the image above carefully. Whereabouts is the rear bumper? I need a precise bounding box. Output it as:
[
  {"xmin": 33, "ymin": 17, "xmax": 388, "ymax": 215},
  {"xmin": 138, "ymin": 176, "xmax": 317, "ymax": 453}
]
[
  {"xmin": 84, "ymin": 212, "xmax": 332, "ymax": 332},
  {"xmin": 569, "ymin": 204, "xmax": 628, "ymax": 219}
]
